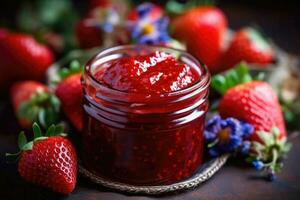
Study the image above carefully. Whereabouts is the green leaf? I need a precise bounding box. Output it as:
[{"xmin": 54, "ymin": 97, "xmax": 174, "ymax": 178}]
[
  {"xmin": 38, "ymin": 108, "xmax": 46, "ymax": 128},
  {"xmin": 211, "ymin": 62, "xmax": 252, "ymax": 95},
  {"xmin": 211, "ymin": 75, "xmax": 227, "ymax": 95},
  {"xmin": 49, "ymin": 95, "xmax": 61, "ymax": 112},
  {"xmin": 46, "ymin": 124, "xmax": 56, "ymax": 137},
  {"xmin": 166, "ymin": 0, "xmax": 215, "ymax": 15},
  {"xmin": 271, "ymin": 127, "xmax": 280, "ymax": 140},
  {"xmin": 70, "ymin": 60, "xmax": 81, "ymax": 71},
  {"xmin": 224, "ymin": 70, "xmax": 238, "ymax": 88},
  {"xmin": 32, "ymin": 123, "xmax": 42, "ymax": 139},
  {"xmin": 5, "ymin": 152, "xmax": 22, "ymax": 163},
  {"xmin": 58, "ymin": 59, "xmax": 83, "ymax": 80},
  {"xmin": 19, "ymin": 102, "xmax": 38, "ymax": 122},
  {"xmin": 54, "ymin": 124, "xmax": 64, "ymax": 135},
  {"xmin": 257, "ymin": 130, "xmax": 272, "ymax": 146},
  {"xmin": 18, "ymin": 131, "xmax": 27, "ymax": 150},
  {"xmin": 58, "ymin": 68, "xmax": 69, "ymax": 79}
]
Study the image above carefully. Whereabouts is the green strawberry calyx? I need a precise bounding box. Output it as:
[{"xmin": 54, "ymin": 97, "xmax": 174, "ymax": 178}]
[
  {"xmin": 6, "ymin": 123, "xmax": 66, "ymax": 161},
  {"xmin": 211, "ymin": 62, "xmax": 265, "ymax": 95},
  {"xmin": 166, "ymin": 0, "xmax": 215, "ymax": 15},
  {"xmin": 57, "ymin": 60, "xmax": 83, "ymax": 81},
  {"xmin": 18, "ymin": 90, "xmax": 60, "ymax": 129},
  {"xmin": 246, "ymin": 127, "xmax": 292, "ymax": 181}
]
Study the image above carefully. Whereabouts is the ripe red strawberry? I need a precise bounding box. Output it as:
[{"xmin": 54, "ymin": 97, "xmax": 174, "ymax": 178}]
[
  {"xmin": 171, "ymin": 6, "xmax": 227, "ymax": 74},
  {"xmin": 7, "ymin": 123, "xmax": 77, "ymax": 194},
  {"xmin": 0, "ymin": 33, "xmax": 54, "ymax": 81},
  {"xmin": 219, "ymin": 81, "xmax": 286, "ymax": 142},
  {"xmin": 221, "ymin": 27, "xmax": 274, "ymax": 71},
  {"xmin": 55, "ymin": 63, "xmax": 83, "ymax": 131},
  {"xmin": 10, "ymin": 81, "xmax": 60, "ymax": 129},
  {"xmin": 89, "ymin": 0, "xmax": 110, "ymax": 9},
  {"xmin": 75, "ymin": 17, "xmax": 103, "ymax": 49}
]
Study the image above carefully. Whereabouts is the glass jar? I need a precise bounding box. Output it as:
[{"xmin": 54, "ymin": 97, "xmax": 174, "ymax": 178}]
[{"xmin": 82, "ymin": 45, "xmax": 210, "ymax": 186}]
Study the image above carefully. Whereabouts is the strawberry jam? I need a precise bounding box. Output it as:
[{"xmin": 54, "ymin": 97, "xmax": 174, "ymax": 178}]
[{"xmin": 82, "ymin": 45, "xmax": 210, "ymax": 185}]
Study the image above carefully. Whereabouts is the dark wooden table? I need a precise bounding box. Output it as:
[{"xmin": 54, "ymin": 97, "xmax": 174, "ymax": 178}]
[{"xmin": 1, "ymin": 4, "xmax": 300, "ymax": 200}]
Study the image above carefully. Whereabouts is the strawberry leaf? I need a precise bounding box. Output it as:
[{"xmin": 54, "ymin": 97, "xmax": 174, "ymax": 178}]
[
  {"xmin": 38, "ymin": 108, "xmax": 46, "ymax": 128},
  {"xmin": 166, "ymin": 0, "xmax": 215, "ymax": 15},
  {"xmin": 18, "ymin": 131, "xmax": 27, "ymax": 150},
  {"xmin": 18, "ymin": 91, "xmax": 61, "ymax": 129},
  {"xmin": 211, "ymin": 62, "xmax": 253, "ymax": 95},
  {"xmin": 58, "ymin": 60, "xmax": 83, "ymax": 80},
  {"xmin": 248, "ymin": 127, "xmax": 291, "ymax": 180},
  {"xmin": 33, "ymin": 123, "xmax": 42, "ymax": 139},
  {"xmin": 54, "ymin": 124, "xmax": 65, "ymax": 135},
  {"xmin": 46, "ymin": 124, "xmax": 56, "ymax": 137}
]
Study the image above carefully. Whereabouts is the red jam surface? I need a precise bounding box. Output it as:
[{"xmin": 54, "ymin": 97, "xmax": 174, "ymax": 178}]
[
  {"xmin": 82, "ymin": 48, "xmax": 209, "ymax": 185},
  {"xmin": 94, "ymin": 51, "xmax": 200, "ymax": 94}
]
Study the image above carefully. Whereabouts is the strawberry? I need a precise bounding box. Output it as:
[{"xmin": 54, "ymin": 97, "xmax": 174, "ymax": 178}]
[
  {"xmin": 171, "ymin": 6, "xmax": 227, "ymax": 74},
  {"xmin": 89, "ymin": 0, "xmax": 110, "ymax": 9},
  {"xmin": 10, "ymin": 81, "xmax": 60, "ymax": 129},
  {"xmin": 55, "ymin": 61, "xmax": 83, "ymax": 131},
  {"xmin": 221, "ymin": 27, "xmax": 274, "ymax": 71},
  {"xmin": 75, "ymin": 17, "xmax": 103, "ymax": 49},
  {"xmin": 0, "ymin": 33, "xmax": 54, "ymax": 82},
  {"xmin": 6, "ymin": 123, "xmax": 77, "ymax": 194},
  {"xmin": 219, "ymin": 81, "xmax": 286, "ymax": 142}
]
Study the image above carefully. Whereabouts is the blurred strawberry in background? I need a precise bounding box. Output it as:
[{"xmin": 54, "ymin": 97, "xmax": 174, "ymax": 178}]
[
  {"xmin": 76, "ymin": 16, "xmax": 105, "ymax": 48},
  {"xmin": 55, "ymin": 61, "xmax": 84, "ymax": 132},
  {"xmin": 89, "ymin": 0, "xmax": 110, "ymax": 8},
  {"xmin": 10, "ymin": 81, "xmax": 60, "ymax": 129},
  {"xmin": 171, "ymin": 6, "xmax": 227, "ymax": 74},
  {"xmin": 221, "ymin": 27, "xmax": 274, "ymax": 71},
  {"xmin": 0, "ymin": 31, "xmax": 54, "ymax": 90}
]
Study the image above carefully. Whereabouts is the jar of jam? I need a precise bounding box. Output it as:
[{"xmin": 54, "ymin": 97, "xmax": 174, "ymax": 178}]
[{"xmin": 82, "ymin": 45, "xmax": 210, "ymax": 186}]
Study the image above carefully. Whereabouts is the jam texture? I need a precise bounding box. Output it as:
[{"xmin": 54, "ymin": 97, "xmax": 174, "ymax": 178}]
[
  {"xmin": 82, "ymin": 46, "xmax": 209, "ymax": 185},
  {"xmin": 95, "ymin": 51, "xmax": 200, "ymax": 94}
]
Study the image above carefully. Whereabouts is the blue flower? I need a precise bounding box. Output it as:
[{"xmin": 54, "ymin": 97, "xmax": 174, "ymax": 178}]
[
  {"xmin": 204, "ymin": 115, "xmax": 253, "ymax": 157},
  {"xmin": 252, "ymin": 160, "xmax": 264, "ymax": 171},
  {"xmin": 240, "ymin": 141, "xmax": 251, "ymax": 155},
  {"xmin": 127, "ymin": 3, "xmax": 171, "ymax": 45}
]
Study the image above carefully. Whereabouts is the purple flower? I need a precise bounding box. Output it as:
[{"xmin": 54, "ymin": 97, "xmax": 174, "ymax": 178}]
[{"xmin": 204, "ymin": 115, "xmax": 253, "ymax": 157}]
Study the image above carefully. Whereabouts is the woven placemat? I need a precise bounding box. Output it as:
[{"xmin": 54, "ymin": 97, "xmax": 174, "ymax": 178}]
[{"xmin": 79, "ymin": 154, "xmax": 229, "ymax": 195}]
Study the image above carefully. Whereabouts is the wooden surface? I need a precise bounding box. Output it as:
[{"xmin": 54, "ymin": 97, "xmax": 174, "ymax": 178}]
[{"xmin": 1, "ymin": 3, "xmax": 300, "ymax": 200}]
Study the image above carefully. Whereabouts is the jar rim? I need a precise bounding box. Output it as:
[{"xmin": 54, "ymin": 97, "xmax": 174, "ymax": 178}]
[{"xmin": 84, "ymin": 44, "xmax": 210, "ymax": 98}]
